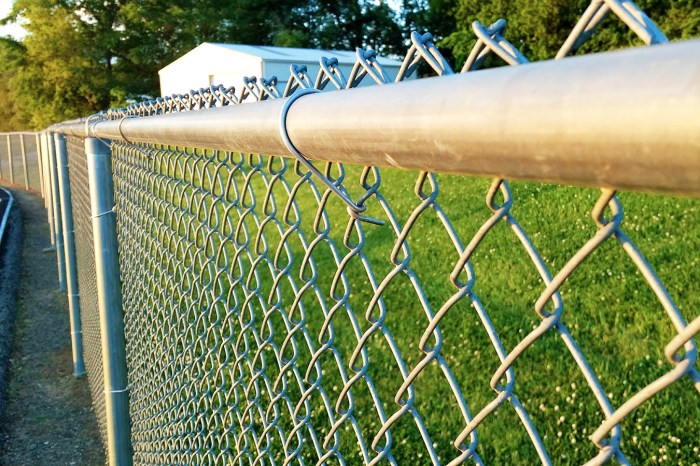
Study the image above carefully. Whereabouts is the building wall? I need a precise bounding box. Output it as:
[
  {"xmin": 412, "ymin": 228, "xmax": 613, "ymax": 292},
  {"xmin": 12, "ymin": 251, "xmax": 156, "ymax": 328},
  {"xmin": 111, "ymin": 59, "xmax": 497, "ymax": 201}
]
[
  {"xmin": 158, "ymin": 45, "xmax": 263, "ymax": 97},
  {"xmin": 159, "ymin": 44, "xmax": 413, "ymax": 97}
]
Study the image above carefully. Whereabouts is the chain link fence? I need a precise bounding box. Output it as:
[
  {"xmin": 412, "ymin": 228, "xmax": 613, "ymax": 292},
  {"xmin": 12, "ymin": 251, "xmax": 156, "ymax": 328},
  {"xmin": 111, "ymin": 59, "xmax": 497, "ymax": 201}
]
[
  {"xmin": 66, "ymin": 135, "xmax": 108, "ymax": 447},
  {"xmin": 4, "ymin": 0, "xmax": 699, "ymax": 464},
  {"xmin": 0, "ymin": 132, "xmax": 44, "ymax": 192}
]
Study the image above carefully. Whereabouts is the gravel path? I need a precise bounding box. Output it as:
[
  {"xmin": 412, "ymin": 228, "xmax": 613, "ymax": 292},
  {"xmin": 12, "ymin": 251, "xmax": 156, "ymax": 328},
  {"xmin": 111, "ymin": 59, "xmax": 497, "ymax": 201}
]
[{"xmin": 0, "ymin": 187, "xmax": 104, "ymax": 466}]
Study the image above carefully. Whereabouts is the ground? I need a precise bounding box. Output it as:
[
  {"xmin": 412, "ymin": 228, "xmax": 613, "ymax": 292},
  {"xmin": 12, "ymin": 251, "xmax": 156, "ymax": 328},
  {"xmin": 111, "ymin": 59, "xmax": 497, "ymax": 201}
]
[{"xmin": 0, "ymin": 187, "xmax": 104, "ymax": 466}]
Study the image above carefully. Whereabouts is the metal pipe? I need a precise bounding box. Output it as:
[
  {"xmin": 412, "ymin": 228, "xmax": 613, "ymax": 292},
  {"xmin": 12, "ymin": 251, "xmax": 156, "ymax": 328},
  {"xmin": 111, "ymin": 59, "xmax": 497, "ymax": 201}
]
[
  {"xmin": 43, "ymin": 134, "xmax": 52, "ymax": 209},
  {"xmin": 56, "ymin": 39, "xmax": 700, "ymax": 196},
  {"xmin": 6, "ymin": 134, "xmax": 13, "ymax": 184},
  {"xmin": 47, "ymin": 132, "xmax": 67, "ymax": 291},
  {"xmin": 20, "ymin": 134, "xmax": 29, "ymax": 190},
  {"xmin": 36, "ymin": 133, "xmax": 44, "ymax": 197},
  {"xmin": 86, "ymin": 137, "xmax": 132, "ymax": 466},
  {"xmin": 54, "ymin": 133, "xmax": 86, "ymax": 377},
  {"xmin": 41, "ymin": 133, "xmax": 55, "ymax": 245}
]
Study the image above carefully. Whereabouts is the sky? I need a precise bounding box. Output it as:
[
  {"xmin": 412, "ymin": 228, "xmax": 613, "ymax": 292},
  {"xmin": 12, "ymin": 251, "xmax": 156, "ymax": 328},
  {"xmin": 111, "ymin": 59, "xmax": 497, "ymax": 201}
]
[{"xmin": 0, "ymin": 0, "xmax": 25, "ymax": 40}]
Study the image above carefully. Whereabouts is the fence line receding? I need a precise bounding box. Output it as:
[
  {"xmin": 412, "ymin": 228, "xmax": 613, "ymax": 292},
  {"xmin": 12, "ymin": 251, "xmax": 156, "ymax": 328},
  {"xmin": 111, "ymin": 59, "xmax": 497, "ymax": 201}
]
[{"xmin": 1, "ymin": 1, "xmax": 699, "ymax": 465}]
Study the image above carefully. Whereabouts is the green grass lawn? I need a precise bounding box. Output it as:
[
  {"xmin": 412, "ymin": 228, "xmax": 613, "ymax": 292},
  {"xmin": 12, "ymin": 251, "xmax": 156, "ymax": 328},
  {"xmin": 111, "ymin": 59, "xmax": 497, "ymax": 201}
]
[{"xmin": 115, "ymin": 148, "xmax": 700, "ymax": 465}]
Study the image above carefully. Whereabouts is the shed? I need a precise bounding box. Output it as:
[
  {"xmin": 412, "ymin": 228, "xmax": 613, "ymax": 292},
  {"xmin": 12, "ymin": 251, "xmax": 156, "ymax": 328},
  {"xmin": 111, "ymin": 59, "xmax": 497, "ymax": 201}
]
[{"xmin": 158, "ymin": 43, "xmax": 411, "ymax": 97}]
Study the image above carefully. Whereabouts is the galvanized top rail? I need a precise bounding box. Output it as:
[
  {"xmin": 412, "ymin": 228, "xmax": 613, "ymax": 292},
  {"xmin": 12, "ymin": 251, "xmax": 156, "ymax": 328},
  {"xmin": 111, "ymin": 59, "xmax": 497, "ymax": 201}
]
[{"xmin": 52, "ymin": 39, "xmax": 700, "ymax": 196}]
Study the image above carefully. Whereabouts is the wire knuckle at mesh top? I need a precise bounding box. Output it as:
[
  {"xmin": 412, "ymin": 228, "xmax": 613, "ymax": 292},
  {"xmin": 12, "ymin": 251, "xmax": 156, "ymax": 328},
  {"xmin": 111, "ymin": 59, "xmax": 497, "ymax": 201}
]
[{"xmin": 54, "ymin": 1, "xmax": 700, "ymax": 464}]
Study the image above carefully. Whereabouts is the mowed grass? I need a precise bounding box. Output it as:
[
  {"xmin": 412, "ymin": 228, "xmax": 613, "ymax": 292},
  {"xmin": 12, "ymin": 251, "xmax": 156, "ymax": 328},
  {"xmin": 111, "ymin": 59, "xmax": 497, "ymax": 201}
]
[
  {"xmin": 281, "ymin": 165, "xmax": 700, "ymax": 465},
  {"xmin": 124, "ymin": 150, "xmax": 700, "ymax": 465}
]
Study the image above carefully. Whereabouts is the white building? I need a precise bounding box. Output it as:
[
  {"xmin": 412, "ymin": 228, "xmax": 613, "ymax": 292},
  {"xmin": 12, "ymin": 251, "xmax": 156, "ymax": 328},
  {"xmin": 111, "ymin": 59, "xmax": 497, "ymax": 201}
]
[{"xmin": 158, "ymin": 43, "xmax": 410, "ymax": 97}]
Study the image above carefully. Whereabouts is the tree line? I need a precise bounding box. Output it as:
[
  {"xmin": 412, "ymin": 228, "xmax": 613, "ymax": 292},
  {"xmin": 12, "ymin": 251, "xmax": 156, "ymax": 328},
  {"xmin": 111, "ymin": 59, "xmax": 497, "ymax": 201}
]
[{"xmin": 1, "ymin": 0, "xmax": 698, "ymax": 131}]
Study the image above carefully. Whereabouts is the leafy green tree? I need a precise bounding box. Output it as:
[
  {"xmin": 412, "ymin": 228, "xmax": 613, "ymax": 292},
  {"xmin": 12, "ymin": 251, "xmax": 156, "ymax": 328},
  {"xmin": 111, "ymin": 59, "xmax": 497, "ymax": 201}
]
[
  {"xmin": 2, "ymin": 0, "xmax": 107, "ymax": 128},
  {"xmin": 283, "ymin": 0, "xmax": 404, "ymax": 55},
  {"xmin": 436, "ymin": 0, "xmax": 700, "ymax": 68},
  {"xmin": 0, "ymin": 37, "xmax": 29, "ymax": 131},
  {"xmin": 402, "ymin": 0, "xmax": 458, "ymax": 42},
  {"xmin": 362, "ymin": 2, "xmax": 404, "ymax": 56},
  {"xmin": 401, "ymin": 0, "xmax": 459, "ymax": 71}
]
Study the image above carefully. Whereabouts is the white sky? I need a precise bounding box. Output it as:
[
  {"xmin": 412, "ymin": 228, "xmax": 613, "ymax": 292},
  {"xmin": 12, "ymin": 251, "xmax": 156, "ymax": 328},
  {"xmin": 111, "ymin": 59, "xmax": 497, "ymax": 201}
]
[{"xmin": 0, "ymin": 0, "xmax": 25, "ymax": 40}]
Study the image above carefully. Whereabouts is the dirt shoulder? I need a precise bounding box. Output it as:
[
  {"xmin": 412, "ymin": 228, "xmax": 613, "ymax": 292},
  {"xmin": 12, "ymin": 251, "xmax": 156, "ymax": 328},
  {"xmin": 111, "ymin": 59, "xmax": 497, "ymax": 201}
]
[{"xmin": 0, "ymin": 187, "xmax": 104, "ymax": 466}]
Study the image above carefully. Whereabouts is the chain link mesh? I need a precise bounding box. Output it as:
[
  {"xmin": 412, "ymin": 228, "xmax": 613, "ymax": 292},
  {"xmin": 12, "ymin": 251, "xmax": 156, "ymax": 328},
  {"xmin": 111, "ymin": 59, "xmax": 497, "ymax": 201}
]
[
  {"xmin": 0, "ymin": 133, "xmax": 43, "ymax": 191},
  {"xmin": 66, "ymin": 136, "xmax": 108, "ymax": 449},
  {"xmin": 58, "ymin": 1, "xmax": 700, "ymax": 463}
]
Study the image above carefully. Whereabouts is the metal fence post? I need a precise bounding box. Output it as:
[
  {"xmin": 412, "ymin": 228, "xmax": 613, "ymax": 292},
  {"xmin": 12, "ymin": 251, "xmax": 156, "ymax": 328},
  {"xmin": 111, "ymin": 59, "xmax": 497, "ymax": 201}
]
[
  {"xmin": 47, "ymin": 131, "xmax": 67, "ymax": 291},
  {"xmin": 6, "ymin": 134, "xmax": 13, "ymax": 184},
  {"xmin": 36, "ymin": 133, "xmax": 44, "ymax": 197},
  {"xmin": 20, "ymin": 134, "xmax": 29, "ymax": 190},
  {"xmin": 54, "ymin": 133, "xmax": 86, "ymax": 377},
  {"xmin": 86, "ymin": 137, "xmax": 132, "ymax": 466},
  {"xmin": 40, "ymin": 133, "xmax": 55, "ymax": 246}
]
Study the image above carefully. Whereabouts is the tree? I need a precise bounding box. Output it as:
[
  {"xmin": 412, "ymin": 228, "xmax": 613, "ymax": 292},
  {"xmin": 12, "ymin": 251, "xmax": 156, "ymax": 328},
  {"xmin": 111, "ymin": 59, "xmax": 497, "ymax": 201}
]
[
  {"xmin": 283, "ymin": 0, "xmax": 404, "ymax": 56},
  {"xmin": 435, "ymin": 0, "xmax": 700, "ymax": 68},
  {"xmin": 401, "ymin": 0, "xmax": 459, "ymax": 69},
  {"xmin": 2, "ymin": 0, "xmax": 107, "ymax": 128},
  {"xmin": 0, "ymin": 37, "xmax": 28, "ymax": 131}
]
